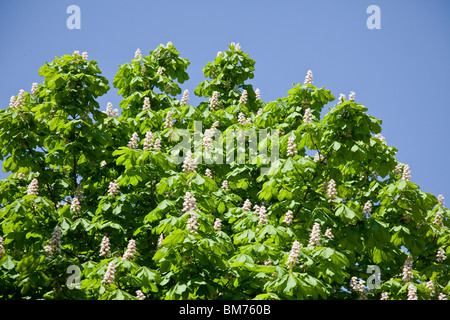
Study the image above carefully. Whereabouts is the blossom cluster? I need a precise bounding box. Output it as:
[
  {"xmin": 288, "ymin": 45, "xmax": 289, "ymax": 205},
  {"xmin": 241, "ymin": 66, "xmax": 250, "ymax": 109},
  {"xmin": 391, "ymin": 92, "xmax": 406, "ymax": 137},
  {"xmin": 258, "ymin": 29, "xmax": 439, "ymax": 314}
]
[
  {"xmin": 0, "ymin": 237, "xmax": 5, "ymax": 259},
  {"xmin": 402, "ymin": 255, "xmax": 413, "ymax": 282},
  {"xmin": 102, "ymin": 262, "xmax": 116, "ymax": 285},
  {"xmin": 308, "ymin": 222, "xmax": 321, "ymax": 247},
  {"xmin": 286, "ymin": 240, "xmax": 302, "ymax": 269},
  {"xmin": 182, "ymin": 151, "xmax": 197, "ymax": 173},
  {"xmin": 27, "ymin": 178, "xmax": 39, "ymax": 196},
  {"xmin": 182, "ymin": 192, "xmax": 197, "ymax": 213},
  {"xmin": 105, "ymin": 102, "xmax": 119, "ymax": 118},
  {"xmin": 123, "ymin": 239, "xmax": 136, "ymax": 260},
  {"xmin": 44, "ymin": 226, "xmax": 62, "ymax": 256},
  {"xmin": 99, "ymin": 236, "xmax": 111, "ymax": 257},
  {"xmin": 287, "ymin": 136, "xmax": 297, "ymax": 156}
]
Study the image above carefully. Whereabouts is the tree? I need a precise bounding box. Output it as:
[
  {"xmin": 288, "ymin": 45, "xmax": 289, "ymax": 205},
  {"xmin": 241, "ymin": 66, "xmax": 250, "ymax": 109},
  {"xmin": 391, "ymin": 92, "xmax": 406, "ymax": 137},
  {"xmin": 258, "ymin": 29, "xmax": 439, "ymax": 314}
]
[{"xmin": 0, "ymin": 43, "xmax": 448, "ymax": 300}]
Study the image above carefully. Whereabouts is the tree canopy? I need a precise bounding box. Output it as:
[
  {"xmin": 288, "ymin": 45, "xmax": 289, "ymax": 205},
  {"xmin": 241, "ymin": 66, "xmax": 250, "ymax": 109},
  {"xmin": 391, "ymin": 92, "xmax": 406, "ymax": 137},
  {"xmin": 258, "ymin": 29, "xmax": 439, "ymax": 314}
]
[{"xmin": 0, "ymin": 43, "xmax": 448, "ymax": 300}]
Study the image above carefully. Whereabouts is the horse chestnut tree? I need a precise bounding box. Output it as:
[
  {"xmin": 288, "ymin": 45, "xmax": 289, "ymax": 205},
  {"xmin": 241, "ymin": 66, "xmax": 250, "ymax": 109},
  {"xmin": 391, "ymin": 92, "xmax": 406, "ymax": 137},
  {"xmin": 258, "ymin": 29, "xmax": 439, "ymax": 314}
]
[{"xmin": 0, "ymin": 43, "xmax": 448, "ymax": 300}]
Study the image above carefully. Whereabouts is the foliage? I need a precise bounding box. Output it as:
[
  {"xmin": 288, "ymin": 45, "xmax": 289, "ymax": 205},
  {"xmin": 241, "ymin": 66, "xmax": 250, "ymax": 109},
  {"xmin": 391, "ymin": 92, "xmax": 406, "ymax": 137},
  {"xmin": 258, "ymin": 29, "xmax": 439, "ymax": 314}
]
[{"xmin": 0, "ymin": 43, "xmax": 449, "ymax": 300}]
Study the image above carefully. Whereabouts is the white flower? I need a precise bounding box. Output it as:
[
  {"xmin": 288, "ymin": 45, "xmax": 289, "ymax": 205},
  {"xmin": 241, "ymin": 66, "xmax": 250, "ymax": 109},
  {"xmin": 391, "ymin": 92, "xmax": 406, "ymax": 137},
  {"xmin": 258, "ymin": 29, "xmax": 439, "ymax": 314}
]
[
  {"xmin": 9, "ymin": 95, "xmax": 16, "ymax": 109},
  {"xmin": 327, "ymin": 179, "xmax": 337, "ymax": 200},
  {"xmin": 394, "ymin": 163, "xmax": 403, "ymax": 175},
  {"xmin": 187, "ymin": 212, "xmax": 200, "ymax": 233},
  {"xmin": 143, "ymin": 97, "xmax": 151, "ymax": 111},
  {"xmin": 238, "ymin": 112, "xmax": 246, "ymax": 125},
  {"xmin": 135, "ymin": 48, "xmax": 141, "ymax": 58},
  {"xmin": 182, "ymin": 192, "xmax": 197, "ymax": 213},
  {"xmin": 123, "ymin": 239, "xmax": 136, "ymax": 260},
  {"xmin": 31, "ymin": 82, "xmax": 38, "ymax": 95},
  {"xmin": 221, "ymin": 180, "xmax": 229, "ymax": 191},
  {"xmin": 256, "ymin": 108, "xmax": 263, "ymax": 117},
  {"xmin": 214, "ymin": 218, "xmax": 222, "ymax": 231},
  {"xmin": 164, "ymin": 111, "xmax": 173, "ymax": 128},
  {"xmin": 209, "ymin": 91, "xmax": 219, "ymax": 110},
  {"xmin": 436, "ymin": 248, "xmax": 446, "ymax": 263},
  {"xmin": 304, "ymin": 70, "xmax": 313, "ymax": 85},
  {"xmin": 283, "ymin": 210, "xmax": 293, "ymax": 226},
  {"xmin": 438, "ymin": 194, "xmax": 444, "ymax": 206},
  {"xmin": 71, "ymin": 197, "xmax": 81, "ymax": 215},
  {"xmin": 128, "ymin": 132, "xmax": 139, "ymax": 149},
  {"xmin": 348, "ymin": 91, "xmax": 355, "ymax": 101},
  {"xmin": 287, "ymin": 136, "xmax": 297, "ymax": 156},
  {"xmin": 253, "ymin": 204, "xmax": 260, "ymax": 215},
  {"xmin": 308, "ymin": 222, "xmax": 321, "ymax": 247},
  {"xmin": 182, "ymin": 151, "xmax": 197, "ymax": 173},
  {"xmin": 303, "ymin": 108, "xmax": 312, "ymax": 123},
  {"xmin": 324, "ymin": 228, "xmax": 334, "ymax": 240},
  {"xmin": 363, "ymin": 201, "xmax": 372, "ymax": 218},
  {"xmin": 350, "ymin": 276, "xmax": 366, "ymax": 299},
  {"xmin": 203, "ymin": 128, "xmax": 214, "ymax": 153},
  {"xmin": 14, "ymin": 90, "xmax": 25, "ymax": 109},
  {"xmin": 143, "ymin": 131, "xmax": 154, "ymax": 150},
  {"xmin": 350, "ymin": 276, "xmax": 358, "ymax": 290},
  {"xmin": 438, "ymin": 293, "xmax": 447, "ymax": 300},
  {"xmin": 100, "ymin": 160, "xmax": 107, "ymax": 168},
  {"xmin": 375, "ymin": 133, "xmax": 386, "ymax": 142},
  {"xmin": 136, "ymin": 290, "xmax": 146, "ymax": 300},
  {"xmin": 105, "ymin": 102, "xmax": 115, "ymax": 117},
  {"xmin": 433, "ymin": 210, "xmax": 444, "ymax": 227},
  {"xmin": 402, "ymin": 255, "xmax": 413, "ymax": 282},
  {"xmin": 380, "ymin": 292, "xmax": 389, "ymax": 300},
  {"xmin": 205, "ymin": 168, "xmax": 213, "ymax": 179},
  {"xmin": 258, "ymin": 206, "xmax": 267, "ymax": 225},
  {"xmin": 255, "ymin": 88, "xmax": 261, "ymax": 100},
  {"xmin": 99, "ymin": 236, "xmax": 111, "ymax": 257},
  {"xmin": 181, "ymin": 89, "xmax": 189, "ymax": 106},
  {"xmin": 239, "ymin": 90, "xmax": 248, "ymax": 106},
  {"xmin": 157, "ymin": 233, "xmax": 164, "ymax": 249},
  {"xmin": 426, "ymin": 280, "xmax": 435, "ymax": 297},
  {"xmin": 402, "ymin": 165, "xmax": 411, "ymax": 181},
  {"xmin": 45, "ymin": 226, "xmax": 61, "ymax": 256},
  {"xmin": 27, "ymin": 178, "xmax": 39, "ymax": 196},
  {"xmin": 286, "ymin": 241, "xmax": 302, "ymax": 269},
  {"xmin": 157, "ymin": 67, "xmax": 163, "ymax": 75},
  {"xmin": 153, "ymin": 138, "xmax": 161, "ymax": 150},
  {"xmin": 338, "ymin": 93, "xmax": 346, "ymax": 102},
  {"xmin": 217, "ymin": 51, "xmax": 222, "ymax": 57},
  {"xmin": 314, "ymin": 152, "xmax": 325, "ymax": 163},
  {"xmin": 102, "ymin": 262, "xmax": 116, "ymax": 285},
  {"xmin": 242, "ymin": 199, "xmax": 252, "ymax": 211},
  {"xmin": 235, "ymin": 43, "xmax": 241, "ymax": 51},
  {"xmin": 82, "ymin": 52, "xmax": 88, "ymax": 61},
  {"xmin": 0, "ymin": 237, "xmax": 5, "ymax": 259},
  {"xmin": 407, "ymin": 284, "xmax": 417, "ymax": 300},
  {"xmin": 108, "ymin": 180, "xmax": 120, "ymax": 196}
]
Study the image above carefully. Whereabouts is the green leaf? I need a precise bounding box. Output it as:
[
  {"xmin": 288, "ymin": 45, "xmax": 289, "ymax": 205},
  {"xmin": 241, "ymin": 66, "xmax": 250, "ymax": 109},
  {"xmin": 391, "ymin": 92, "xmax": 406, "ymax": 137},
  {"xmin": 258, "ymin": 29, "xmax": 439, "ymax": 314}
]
[
  {"xmin": 2, "ymin": 256, "xmax": 15, "ymax": 270},
  {"xmin": 335, "ymin": 204, "xmax": 361, "ymax": 224}
]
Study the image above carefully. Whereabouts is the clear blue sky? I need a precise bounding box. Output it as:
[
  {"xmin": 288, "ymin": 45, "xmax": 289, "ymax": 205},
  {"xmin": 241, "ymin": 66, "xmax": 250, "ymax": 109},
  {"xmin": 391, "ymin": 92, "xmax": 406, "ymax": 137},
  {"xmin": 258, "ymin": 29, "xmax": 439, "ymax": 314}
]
[{"xmin": 1, "ymin": 0, "xmax": 449, "ymax": 200}]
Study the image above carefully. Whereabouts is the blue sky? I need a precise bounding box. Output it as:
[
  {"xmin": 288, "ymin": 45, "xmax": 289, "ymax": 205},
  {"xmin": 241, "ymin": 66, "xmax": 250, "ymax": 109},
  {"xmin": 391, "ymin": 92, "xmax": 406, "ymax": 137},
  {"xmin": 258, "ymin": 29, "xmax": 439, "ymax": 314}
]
[{"xmin": 1, "ymin": 0, "xmax": 449, "ymax": 200}]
